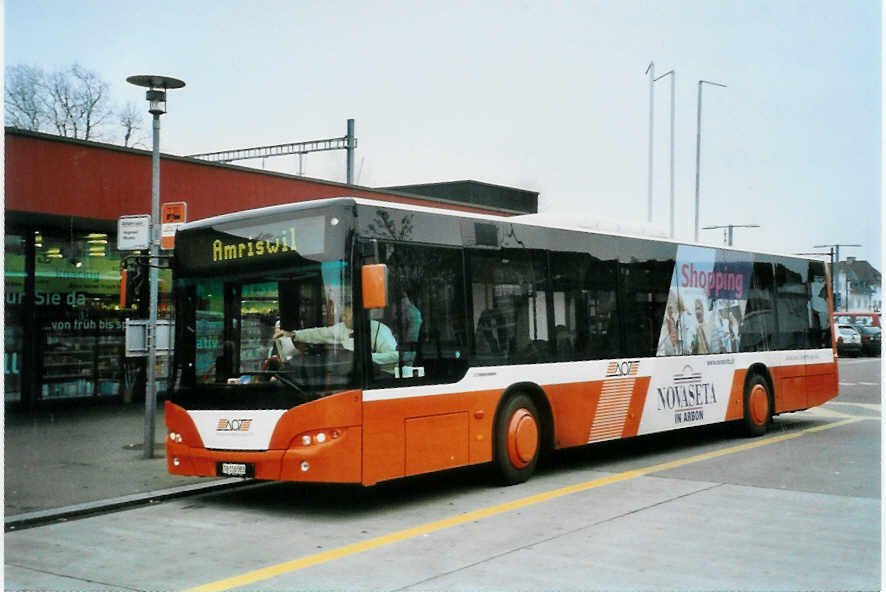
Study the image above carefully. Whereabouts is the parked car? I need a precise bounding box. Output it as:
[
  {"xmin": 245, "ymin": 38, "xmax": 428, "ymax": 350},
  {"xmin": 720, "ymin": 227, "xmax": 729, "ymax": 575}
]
[
  {"xmin": 858, "ymin": 325, "xmax": 881, "ymax": 356},
  {"xmin": 836, "ymin": 324, "xmax": 862, "ymax": 356},
  {"xmin": 833, "ymin": 312, "xmax": 881, "ymax": 328}
]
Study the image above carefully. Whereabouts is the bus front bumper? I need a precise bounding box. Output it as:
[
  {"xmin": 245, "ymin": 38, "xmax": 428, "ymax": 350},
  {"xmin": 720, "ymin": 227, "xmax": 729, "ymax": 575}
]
[{"xmin": 165, "ymin": 425, "xmax": 363, "ymax": 483}]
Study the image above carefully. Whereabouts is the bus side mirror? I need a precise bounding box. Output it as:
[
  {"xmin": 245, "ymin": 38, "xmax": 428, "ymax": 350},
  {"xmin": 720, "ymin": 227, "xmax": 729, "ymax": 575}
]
[{"xmin": 362, "ymin": 264, "xmax": 388, "ymax": 309}]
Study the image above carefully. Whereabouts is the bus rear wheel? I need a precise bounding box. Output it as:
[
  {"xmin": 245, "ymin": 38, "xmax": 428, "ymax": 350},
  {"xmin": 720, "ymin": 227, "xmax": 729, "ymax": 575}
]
[
  {"xmin": 494, "ymin": 393, "xmax": 540, "ymax": 485},
  {"xmin": 742, "ymin": 374, "xmax": 772, "ymax": 437}
]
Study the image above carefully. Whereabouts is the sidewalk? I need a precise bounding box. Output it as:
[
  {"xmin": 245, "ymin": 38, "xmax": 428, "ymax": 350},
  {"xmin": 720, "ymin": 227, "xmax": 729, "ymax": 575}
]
[{"xmin": 4, "ymin": 402, "xmax": 236, "ymax": 525}]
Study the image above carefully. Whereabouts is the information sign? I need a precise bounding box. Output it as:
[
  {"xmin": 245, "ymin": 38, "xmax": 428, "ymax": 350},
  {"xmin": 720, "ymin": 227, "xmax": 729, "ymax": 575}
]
[
  {"xmin": 161, "ymin": 202, "xmax": 187, "ymax": 250},
  {"xmin": 118, "ymin": 215, "xmax": 151, "ymax": 250}
]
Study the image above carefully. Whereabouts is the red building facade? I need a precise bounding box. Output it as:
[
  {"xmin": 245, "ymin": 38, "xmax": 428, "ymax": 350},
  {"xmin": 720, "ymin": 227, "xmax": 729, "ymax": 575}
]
[{"xmin": 5, "ymin": 129, "xmax": 533, "ymax": 409}]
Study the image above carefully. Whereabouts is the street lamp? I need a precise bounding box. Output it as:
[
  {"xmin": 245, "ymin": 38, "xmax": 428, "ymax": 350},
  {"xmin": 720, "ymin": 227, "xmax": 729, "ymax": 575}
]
[
  {"xmin": 702, "ymin": 223, "xmax": 759, "ymax": 246},
  {"xmin": 645, "ymin": 63, "xmax": 676, "ymax": 233},
  {"xmin": 694, "ymin": 79, "xmax": 727, "ymax": 242},
  {"xmin": 126, "ymin": 74, "xmax": 185, "ymax": 459},
  {"xmin": 645, "ymin": 62, "xmax": 655, "ymax": 225},
  {"xmin": 655, "ymin": 69, "xmax": 675, "ymax": 237},
  {"xmin": 814, "ymin": 243, "xmax": 861, "ymax": 312}
]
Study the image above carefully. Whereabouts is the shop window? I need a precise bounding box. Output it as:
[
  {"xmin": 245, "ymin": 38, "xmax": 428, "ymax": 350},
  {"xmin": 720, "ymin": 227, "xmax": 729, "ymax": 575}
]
[
  {"xmin": 35, "ymin": 228, "xmax": 126, "ymax": 400},
  {"xmin": 4, "ymin": 233, "xmax": 26, "ymax": 402}
]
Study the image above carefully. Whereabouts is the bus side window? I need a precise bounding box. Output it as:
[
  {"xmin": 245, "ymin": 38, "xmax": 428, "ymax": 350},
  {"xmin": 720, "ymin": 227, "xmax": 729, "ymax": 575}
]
[
  {"xmin": 808, "ymin": 260, "xmax": 831, "ymax": 348},
  {"xmin": 373, "ymin": 242, "xmax": 467, "ymax": 384},
  {"xmin": 740, "ymin": 262, "xmax": 775, "ymax": 353},
  {"xmin": 618, "ymin": 253, "xmax": 674, "ymax": 358},
  {"xmin": 550, "ymin": 252, "xmax": 620, "ymax": 362},
  {"xmin": 469, "ymin": 249, "xmax": 548, "ymax": 365},
  {"xmin": 774, "ymin": 260, "xmax": 810, "ymax": 350}
]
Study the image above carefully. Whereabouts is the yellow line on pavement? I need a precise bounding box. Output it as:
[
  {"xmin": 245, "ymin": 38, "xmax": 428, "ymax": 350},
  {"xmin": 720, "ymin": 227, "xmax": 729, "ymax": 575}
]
[{"xmin": 182, "ymin": 417, "xmax": 863, "ymax": 592}]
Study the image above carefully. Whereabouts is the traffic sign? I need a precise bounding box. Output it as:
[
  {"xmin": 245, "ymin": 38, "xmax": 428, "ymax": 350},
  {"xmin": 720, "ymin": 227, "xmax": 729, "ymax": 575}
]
[{"xmin": 161, "ymin": 202, "xmax": 187, "ymax": 250}]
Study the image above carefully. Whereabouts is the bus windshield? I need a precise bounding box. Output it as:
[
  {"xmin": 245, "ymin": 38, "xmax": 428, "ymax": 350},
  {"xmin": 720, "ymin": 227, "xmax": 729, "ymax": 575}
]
[{"xmin": 170, "ymin": 208, "xmax": 356, "ymax": 408}]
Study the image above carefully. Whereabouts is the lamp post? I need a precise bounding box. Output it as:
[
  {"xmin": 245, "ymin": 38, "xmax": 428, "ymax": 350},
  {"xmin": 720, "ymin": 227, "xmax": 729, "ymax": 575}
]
[
  {"xmin": 654, "ymin": 70, "xmax": 676, "ymax": 237},
  {"xmin": 645, "ymin": 62, "xmax": 655, "ymax": 224},
  {"xmin": 814, "ymin": 243, "xmax": 861, "ymax": 312},
  {"xmin": 646, "ymin": 63, "xmax": 676, "ymax": 234},
  {"xmin": 701, "ymin": 223, "xmax": 759, "ymax": 246},
  {"xmin": 126, "ymin": 74, "xmax": 185, "ymax": 459},
  {"xmin": 694, "ymin": 79, "xmax": 727, "ymax": 242}
]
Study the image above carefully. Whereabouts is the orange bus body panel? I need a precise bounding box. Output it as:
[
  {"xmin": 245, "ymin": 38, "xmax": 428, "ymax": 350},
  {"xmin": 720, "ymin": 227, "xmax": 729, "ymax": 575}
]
[
  {"xmin": 267, "ymin": 390, "xmax": 362, "ymax": 449},
  {"xmin": 546, "ymin": 381, "xmax": 601, "ymax": 448},
  {"xmin": 771, "ymin": 364, "xmax": 807, "ymax": 413},
  {"xmin": 806, "ymin": 363, "xmax": 839, "ymax": 408},
  {"xmin": 724, "ymin": 369, "xmax": 749, "ymax": 421},
  {"xmin": 362, "ymin": 389, "xmax": 500, "ymax": 485}
]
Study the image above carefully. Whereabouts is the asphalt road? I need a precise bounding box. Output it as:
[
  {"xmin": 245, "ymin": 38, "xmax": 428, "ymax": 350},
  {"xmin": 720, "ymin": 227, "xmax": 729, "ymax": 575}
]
[{"xmin": 5, "ymin": 358, "xmax": 881, "ymax": 592}]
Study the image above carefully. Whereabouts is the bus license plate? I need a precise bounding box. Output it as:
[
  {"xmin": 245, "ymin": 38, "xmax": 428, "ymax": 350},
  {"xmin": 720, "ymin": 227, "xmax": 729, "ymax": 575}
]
[{"xmin": 217, "ymin": 462, "xmax": 254, "ymax": 477}]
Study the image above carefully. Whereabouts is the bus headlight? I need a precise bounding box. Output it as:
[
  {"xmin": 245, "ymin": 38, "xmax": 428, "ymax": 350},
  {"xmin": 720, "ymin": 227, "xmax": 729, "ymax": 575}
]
[{"xmin": 296, "ymin": 429, "xmax": 342, "ymax": 447}]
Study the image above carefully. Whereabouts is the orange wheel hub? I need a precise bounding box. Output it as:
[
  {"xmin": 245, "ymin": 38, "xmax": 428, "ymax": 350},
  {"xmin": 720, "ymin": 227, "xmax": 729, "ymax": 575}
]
[
  {"xmin": 507, "ymin": 408, "xmax": 538, "ymax": 469},
  {"xmin": 749, "ymin": 384, "xmax": 769, "ymax": 426}
]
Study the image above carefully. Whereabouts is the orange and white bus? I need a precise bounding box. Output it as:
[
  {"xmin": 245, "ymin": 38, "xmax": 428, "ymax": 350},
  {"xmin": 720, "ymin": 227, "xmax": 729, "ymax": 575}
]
[{"xmin": 165, "ymin": 197, "xmax": 837, "ymax": 485}]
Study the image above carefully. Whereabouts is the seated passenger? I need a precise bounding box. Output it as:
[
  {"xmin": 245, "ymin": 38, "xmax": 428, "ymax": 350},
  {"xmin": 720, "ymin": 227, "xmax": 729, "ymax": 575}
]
[{"xmin": 398, "ymin": 290, "xmax": 422, "ymax": 363}]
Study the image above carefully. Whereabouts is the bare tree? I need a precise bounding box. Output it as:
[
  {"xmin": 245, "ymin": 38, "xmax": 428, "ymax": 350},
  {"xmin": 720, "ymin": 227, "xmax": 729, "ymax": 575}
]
[
  {"xmin": 5, "ymin": 64, "xmax": 45, "ymax": 131},
  {"xmin": 69, "ymin": 64, "xmax": 112, "ymax": 140},
  {"xmin": 119, "ymin": 101, "xmax": 146, "ymax": 148},
  {"xmin": 44, "ymin": 67, "xmax": 76, "ymax": 137},
  {"xmin": 6, "ymin": 63, "xmax": 114, "ymax": 141}
]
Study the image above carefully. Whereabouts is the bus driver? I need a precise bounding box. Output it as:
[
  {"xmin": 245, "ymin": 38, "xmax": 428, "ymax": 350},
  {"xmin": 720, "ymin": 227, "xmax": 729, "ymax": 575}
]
[{"xmin": 273, "ymin": 304, "xmax": 398, "ymax": 375}]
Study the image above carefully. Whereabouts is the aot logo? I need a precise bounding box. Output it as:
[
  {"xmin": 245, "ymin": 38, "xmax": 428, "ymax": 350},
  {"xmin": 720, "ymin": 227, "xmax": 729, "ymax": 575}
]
[
  {"xmin": 216, "ymin": 418, "xmax": 253, "ymax": 432},
  {"xmin": 606, "ymin": 360, "xmax": 639, "ymax": 378}
]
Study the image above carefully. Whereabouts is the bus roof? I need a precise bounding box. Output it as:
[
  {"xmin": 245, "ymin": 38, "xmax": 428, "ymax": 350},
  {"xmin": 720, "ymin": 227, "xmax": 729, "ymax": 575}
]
[{"xmin": 178, "ymin": 196, "xmax": 823, "ymax": 264}]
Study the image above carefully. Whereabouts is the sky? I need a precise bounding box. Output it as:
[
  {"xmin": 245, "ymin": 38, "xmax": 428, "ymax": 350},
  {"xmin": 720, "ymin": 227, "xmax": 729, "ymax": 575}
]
[{"xmin": 5, "ymin": 0, "xmax": 882, "ymax": 270}]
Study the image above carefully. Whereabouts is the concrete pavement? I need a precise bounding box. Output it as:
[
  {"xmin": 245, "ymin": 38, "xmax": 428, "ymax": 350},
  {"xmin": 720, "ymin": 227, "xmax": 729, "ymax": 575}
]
[{"xmin": 4, "ymin": 401, "xmax": 244, "ymax": 529}]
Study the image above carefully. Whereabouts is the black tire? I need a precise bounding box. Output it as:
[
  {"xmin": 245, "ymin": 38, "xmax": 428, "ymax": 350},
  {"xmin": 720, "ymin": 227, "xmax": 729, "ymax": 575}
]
[
  {"xmin": 742, "ymin": 374, "xmax": 772, "ymax": 437},
  {"xmin": 494, "ymin": 393, "xmax": 541, "ymax": 485}
]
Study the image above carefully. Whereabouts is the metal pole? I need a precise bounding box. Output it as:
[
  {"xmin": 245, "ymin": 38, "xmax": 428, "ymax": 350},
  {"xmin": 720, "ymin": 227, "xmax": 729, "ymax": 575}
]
[
  {"xmin": 646, "ymin": 62, "xmax": 655, "ymax": 223},
  {"xmin": 145, "ymin": 112, "xmax": 160, "ymax": 459},
  {"xmin": 694, "ymin": 81, "xmax": 702, "ymax": 242},
  {"xmin": 694, "ymin": 80, "xmax": 726, "ymax": 242},
  {"xmin": 829, "ymin": 247, "xmax": 836, "ymax": 308},
  {"xmin": 655, "ymin": 70, "xmax": 676, "ymax": 237},
  {"xmin": 728, "ymin": 225, "xmax": 734, "ymax": 246},
  {"xmin": 834, "ymin": 245, "xmax": 840, "ymax": 311},
  {"xmin": 668, "ymin": 71, "xmax": 675, "ymax": 238},
  {"xmin": 346, "ymin": 118, "xmax": 355, "ymax": 184}
]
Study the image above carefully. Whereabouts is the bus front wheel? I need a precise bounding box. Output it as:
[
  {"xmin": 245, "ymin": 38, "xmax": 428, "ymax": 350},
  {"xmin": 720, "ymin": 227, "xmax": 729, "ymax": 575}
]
[
  {"xmin": 742, "ymin": 374, "xmax": 772, "ymax": 437},
  {"xmin": 494, "ymin": 393, "xmax": 540, "ymax": 485}
]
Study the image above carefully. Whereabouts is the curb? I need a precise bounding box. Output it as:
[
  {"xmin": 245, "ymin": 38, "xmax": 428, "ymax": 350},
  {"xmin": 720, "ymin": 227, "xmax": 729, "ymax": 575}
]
[{"xmin": 5, "ymin": 478, "xmax": 256, "ymax": 532}]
